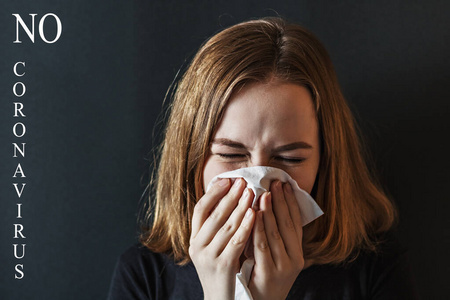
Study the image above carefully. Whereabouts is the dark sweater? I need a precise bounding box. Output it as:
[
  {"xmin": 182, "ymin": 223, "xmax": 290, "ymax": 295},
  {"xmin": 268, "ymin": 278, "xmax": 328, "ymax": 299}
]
[{"xmin": 107, "ymin": 235, "xmax": 419, "ymax": 299}]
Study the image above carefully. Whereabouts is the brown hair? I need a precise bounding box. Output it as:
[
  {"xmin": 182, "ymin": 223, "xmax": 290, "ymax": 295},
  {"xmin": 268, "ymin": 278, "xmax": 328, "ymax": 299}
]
[{"xmin": 140, "ymin": 17, "xmax": 396, "ymax": 265}]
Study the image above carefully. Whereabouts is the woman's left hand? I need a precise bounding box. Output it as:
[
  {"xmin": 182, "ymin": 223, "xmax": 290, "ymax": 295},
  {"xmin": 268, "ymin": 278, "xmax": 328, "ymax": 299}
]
[{"xmin": 248, "ymin": 181, "xmax": 305, "ymax": 300}]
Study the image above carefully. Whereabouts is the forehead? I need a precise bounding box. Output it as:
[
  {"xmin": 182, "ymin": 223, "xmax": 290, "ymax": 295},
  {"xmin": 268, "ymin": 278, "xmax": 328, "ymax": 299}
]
[
  {"xmin": 214, "ymin": 82, "xmax": 318, "ymax": 146},
  {"xmin": 229, "ymin": 81, "xmax": 314, "ymax": 111}
]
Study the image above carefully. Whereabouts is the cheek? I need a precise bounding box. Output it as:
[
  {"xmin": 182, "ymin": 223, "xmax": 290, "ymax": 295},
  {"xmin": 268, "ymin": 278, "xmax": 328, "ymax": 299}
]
[
  {"xmin": 202, "ymin": 156, "xmax": 234, "ymax": 191},
  {"xmin": 289, "ymin": 161, "xmax": 320, "ymax": 195},
  {"xmin": 299, "ymin": 178, "xmax": 315, "ymax": 194},
  {"xmin": 290, "ymin": 172, "xmax": 316, "ymax": 194}
]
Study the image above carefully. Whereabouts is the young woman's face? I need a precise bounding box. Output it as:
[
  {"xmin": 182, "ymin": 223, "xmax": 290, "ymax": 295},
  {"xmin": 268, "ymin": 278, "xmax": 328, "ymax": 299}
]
[{"xmin": 202, "ymin": 81, "xmax": 321, "ymax": 194}]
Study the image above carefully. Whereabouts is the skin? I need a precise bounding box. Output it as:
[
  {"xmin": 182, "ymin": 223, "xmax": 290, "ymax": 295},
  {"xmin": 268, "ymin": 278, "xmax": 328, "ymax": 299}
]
[{"xmin": 189, "ymin": 81, "xmax": 321, "ymax": 300}]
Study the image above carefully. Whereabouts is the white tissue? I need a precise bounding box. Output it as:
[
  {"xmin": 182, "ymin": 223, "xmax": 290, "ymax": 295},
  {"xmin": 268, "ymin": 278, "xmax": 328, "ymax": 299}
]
[
  {"xmin": 206, "ymin": 166, "xmax": 323, "ymax": 226},
  {"xmin": 206, "ymin": 166, "xmax": 324, "ymax": 300}
]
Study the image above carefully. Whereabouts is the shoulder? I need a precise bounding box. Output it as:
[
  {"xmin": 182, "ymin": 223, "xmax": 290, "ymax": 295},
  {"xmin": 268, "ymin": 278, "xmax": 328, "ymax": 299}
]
[
  {"xmin": 107, "ymin": 244, "xmax": 203, "ymax": 300},
  {"xmin": 107, "ymin": 244, "xmax": 166, "ymax": 300},
  {"xmin": 357, "ymin": 231, "xmax": 408, "ymax": 272},
  {"xmin": 289, "ymin": 232, "xmax": 420, "ymax": 299},
  {"xmin": 117, "ymin": 243, "xmax": 168, "ymax": 274},
  {"xmin": 356, "ymin": 231, "xmax": 420, "ymax": 299}
]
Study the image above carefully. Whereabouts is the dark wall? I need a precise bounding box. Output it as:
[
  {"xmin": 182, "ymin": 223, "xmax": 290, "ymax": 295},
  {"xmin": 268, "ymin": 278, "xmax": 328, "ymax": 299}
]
[{"xmin": 1, "ymin": 1, "xmax": 448, "ymax": 298}]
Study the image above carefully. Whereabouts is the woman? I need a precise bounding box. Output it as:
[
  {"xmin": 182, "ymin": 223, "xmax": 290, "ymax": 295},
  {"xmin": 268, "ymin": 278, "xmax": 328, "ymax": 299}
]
[{"xmin": 108, "ymin": 17, "xmax": 419, "ymax": 299}]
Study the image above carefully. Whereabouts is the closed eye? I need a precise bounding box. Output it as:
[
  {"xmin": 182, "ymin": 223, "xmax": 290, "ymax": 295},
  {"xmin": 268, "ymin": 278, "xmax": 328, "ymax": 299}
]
[
  {"xmin": 275, "ymin": 156, "xmax": 305, "ymax": 164},
  {"xmin": 217, "ymin": 153, "xmax": 246, "ymax": 159},
  {"xmin": 214, "ymin": 153, "xmax": 305, "ymax": 164}
]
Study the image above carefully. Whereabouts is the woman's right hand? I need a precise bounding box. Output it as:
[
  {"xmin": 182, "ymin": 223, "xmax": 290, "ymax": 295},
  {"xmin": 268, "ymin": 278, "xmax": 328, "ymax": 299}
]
[{"xmin": 189, "ymin": 178, "xmax": 255, "ymax": 300}]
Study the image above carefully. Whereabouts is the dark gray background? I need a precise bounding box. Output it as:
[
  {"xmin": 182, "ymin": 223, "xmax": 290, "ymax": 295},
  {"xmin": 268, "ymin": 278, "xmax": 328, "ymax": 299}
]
[{"xmin": 1, "ymin": 0, "xmax": 448, "ymax": 299}]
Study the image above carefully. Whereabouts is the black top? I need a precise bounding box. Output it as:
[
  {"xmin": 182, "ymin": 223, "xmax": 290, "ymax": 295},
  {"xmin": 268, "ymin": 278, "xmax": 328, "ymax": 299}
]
[{"xmin": 107, "ymin": 235, "xmax": 420, "ymax": 300}]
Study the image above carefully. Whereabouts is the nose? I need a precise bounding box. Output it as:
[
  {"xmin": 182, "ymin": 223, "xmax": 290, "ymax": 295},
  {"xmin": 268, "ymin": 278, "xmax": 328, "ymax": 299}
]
[{"xmin": 247, "ymin": 153, "xmax": 271, "ymax": 168}]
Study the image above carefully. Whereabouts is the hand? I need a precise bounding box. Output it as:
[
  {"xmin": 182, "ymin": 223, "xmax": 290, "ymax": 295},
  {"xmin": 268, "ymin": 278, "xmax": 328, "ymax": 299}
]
[
  {"xmin": 189, "ymin": 178, "xmax": 256, "ymax": 300},
  {"xmin": 249, "ymin": 181, "xmax": 304, "ymax": 300}
]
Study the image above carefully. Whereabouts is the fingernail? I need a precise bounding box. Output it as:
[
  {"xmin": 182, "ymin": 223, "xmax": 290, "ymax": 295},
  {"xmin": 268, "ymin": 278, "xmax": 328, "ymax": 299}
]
[
  {"xmin": 272, "ymin": 180, "xmax": 280, "ymax": 190},
  {"xmin": 276, "ymin": 181, "xmax": 282, "ymax": 189},
  {"xmin": 217, "ymin": 178, "xmax": 229, "ymax": 187},
  {"xmin": 243, "ymin": 188, "xmax": 249, "ymax": 198},
  {"xmin": 284, "ymin": 183, "xmax": 292, "ymax": 194},
  {"xmin": 233, "ymin": 178, "xmax": 243, "ymax": 189},
  {"xmin": 245, "ymin": 208, "xmax": 253, "ymax": 218}
]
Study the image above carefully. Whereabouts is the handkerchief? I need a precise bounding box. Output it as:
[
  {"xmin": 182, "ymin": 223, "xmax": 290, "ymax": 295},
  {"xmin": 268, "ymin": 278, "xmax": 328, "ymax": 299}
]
[
  {"xmin": 206, "ymin": 166, "xmax": 324, "ymax": 299},
  {"xmin": 206, "ymin": 166, "xmax": 323, "ymax": 226}
]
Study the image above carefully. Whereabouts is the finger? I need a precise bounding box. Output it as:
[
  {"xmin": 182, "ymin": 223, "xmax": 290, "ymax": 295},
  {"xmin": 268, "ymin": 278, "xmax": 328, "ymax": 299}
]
[
  {"xmin": 209, "ymin": 187, "xmax": 254, "ymax": 255},
  {"xmin": 271, "ymin": 181, "xmax": 300, "ymax": 259},
  {"xmin": 253, "ymin": 210, "xmax": 274, "ymax": 271},
  {"xmin": 283, "ymin": 182, "xmax": 304, "ymax": 256},
  {"xmin": 195, "ymin": 178, "xmax": 246, "ymax": 246},
  {"xmin": 221, "ymin": 207, "xmax": 255, "ymax": 259},
  {"xmin": 191, "ymin": 178, "xmax": 230, "ymax": 239},
  {"xmin": 260, "ymin": 190, "xmax": 285, "ymax": 264}
]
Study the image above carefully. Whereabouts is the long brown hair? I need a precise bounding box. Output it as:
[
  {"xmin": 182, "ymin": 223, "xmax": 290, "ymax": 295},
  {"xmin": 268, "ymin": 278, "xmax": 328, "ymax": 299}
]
[{"xmin": 140, "ymin": 17, "xmax": 396, "ymax": 265}]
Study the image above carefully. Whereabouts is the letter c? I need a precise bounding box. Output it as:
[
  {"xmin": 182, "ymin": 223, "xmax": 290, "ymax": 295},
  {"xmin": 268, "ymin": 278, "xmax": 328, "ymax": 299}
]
[{"xmin": 13, "ymin": 62, "xmax": 25, "ymax": 77}]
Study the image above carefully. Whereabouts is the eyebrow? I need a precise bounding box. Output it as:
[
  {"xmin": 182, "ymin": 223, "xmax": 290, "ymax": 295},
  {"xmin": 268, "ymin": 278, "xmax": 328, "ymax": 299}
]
[
  {"xmin": 212, "ymin": 138, "xmax": 246, "ymax": 149},
  {"xmin": 212, "ymin": 138, "xmax": 313, "ymax": 151},
  {"xmin": 273, "ymin": 141, "xmax": 313, "ymax": 152}
]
